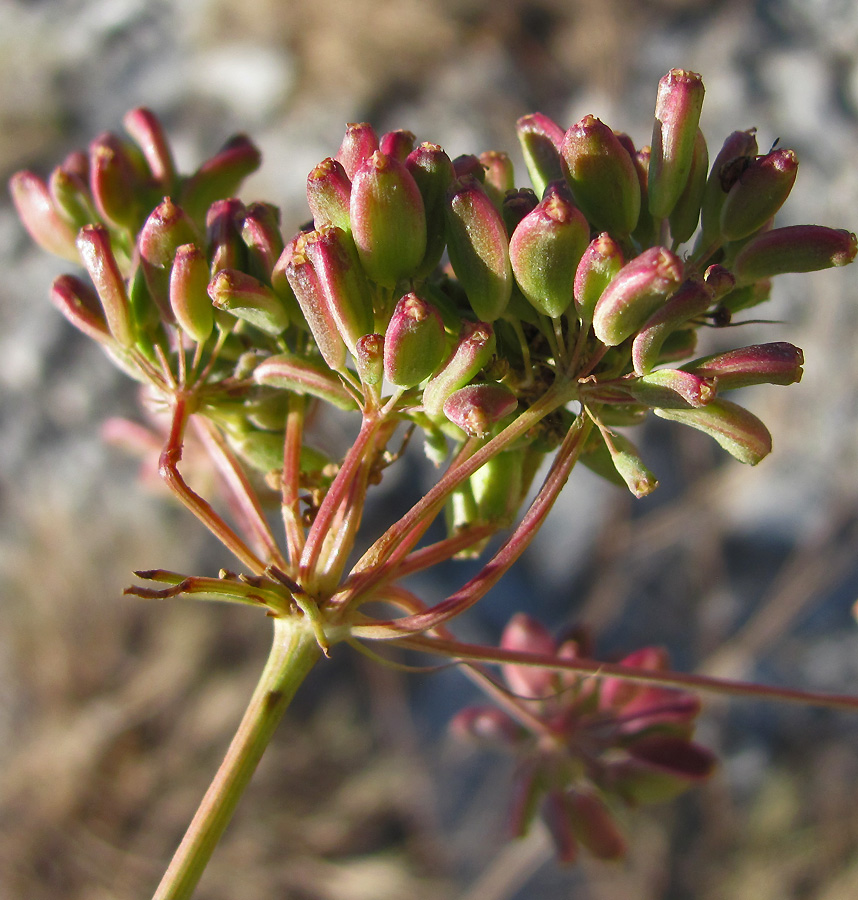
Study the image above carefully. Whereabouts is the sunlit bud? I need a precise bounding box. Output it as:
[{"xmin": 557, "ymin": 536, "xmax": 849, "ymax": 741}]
[
  {"xmin": 281, "ymin": 235, "xmax": 347, "ymax": 371},
  {"xmin": 592, "ymin": 246, "xmax": 684, "ymax": 346},
  {"xmin": 624, "ymin": 368, "xmax": 716, "ymax": 409},
  {"xmin": 241, "ymin": 202, "xmax": 284, "ymax": 282},
  {"xmin": 702, "ymin": 263, "xmax": 735, "ymax": 300},
  {"xmin": 122, "ymin": 107, "xmax": 176, "ymax": 188},
  {"xmin": 350, "ymin": 151, "xmax": 427, "ymax": 287},
  {"xmin": 443, "ymin": 382, "xmax": 518, "ymax": 438},
  {"xmin": 206, "ymin": 198, "xmax": 247, "ymax": 274},
  {"xmin": 139, "ymin": 197, "xmax": 200, "ymax": 269},
  {"xmin": 452, "ymin": 153, "xmax": 484, "ymax": 180},
  {"xmin": 76, "ymin": 224, "xmax": 135, "ymax": 347},
  {"xmin": 543, "ymin": 792, "xmax": 579, "ymax": 865},
  {"xmin": 573, "ymin": 232, "xmax": 625, "ymax": 324},
  {"xmin": 668, "ymin": 128, "xmax": 708, "ymax": 244},
  {"xmin": 180, "ymin": 134, "xmax": 261, "ymax": 222},
  {"xmin": 355, "ymin": 333, "xmax": 384, "ymax": 386},
  {"xmin": 516, "ymin": 112, "xmax": 565, "ymax": 199},
  {"xmin": 306, "ymin": 157, "xmax": 352, "ymax": 232},
  {"xmin": 567, "ymin": 791, "xmax": 627, "ymax": 861},
  {"xmin": 501, "ymin": 188, "xmax": 539, "ymax": 236},
  {"xmin": 720, "ymin": 148, "xmax": 799, "ymax": 241},
  {"xmin": 9, "ymin": 170, "xmax": 79, "ymax": 261},
  {"xmin": 698, "ymin": 128, "xmax": 758, "ymax": 249},
  {"xmin": 48, "ymin": 166, "xmax": 99, "ymax": 231},
  {"xmin": 89, "ymin": 131, "xmax": 147, "ymax": 230},
  {"xmin": 379, "ymin": 128, "xmax": 415, "ymax": 161},
  {"xmin": 682, "ymin": 342, "xmax": 803, "ymax": 390},
  {"xmin": 654, "ymin": 397, "xmax": 772, "ymax": 464},
  {"xmin": 208, "ymin": 268, "xmax": 290, "ymax": 335},
  {"xmin": 61, "ymin": 150, "xmax": 89, "ymax": 182},
  {"xmin": 50, "ymin": 273, "xmax": 113, "ymax": 345},
  {"xmin": 253, "ymin": 350, "xmax": 357, "ymax": 410},
  {"xmin": 510, "ymin": 185, "xmax": 590, "ymax": 318},
  {"xmin": 406, "ymin": 142, "xmax": 456, "ymax": 279},
  {"xmin": 479, "ymin": 150, "xmax": 515, "ymax": 209},
  {"xmin": 500, "ymin": 613, "xmax": 556, "ymax": 698},
  {"xmin": 603, "ymin": 430, "xmax": 658, "ymax": 498},
  {"xmin": 648, "ymin": 69, "xmax": 705, "ymax": 220},
  {"xmin": 471, "ymin": 448, "xmax": 524, "ymax": 525},
  {"xmin": 446, "ymin": 175, "xmax": 512, "ymax": 321},
  {"xmin": 422, "ymin": 320, "xmax": 496, "ymax": 417},
  {"xmin": 383, "ymin": 293, "xmax": 447, "ymax": 388},
  {"xmin": 449, "ymin": 706, "xmax": 522, "ymax": 746},
  {"xmin": 631, "ymin": 276, "xmax": 712, "ymax": 375},
  {"xmin": 560, "ymin": 115, "xmax": 640, "ymax": 235},
  {"xmin": 169, "ymin": 244, "xmax": 214, "ymax": 343},
  {"xmin": 335, "ymin": 122, "xmax": 379, "ymax": 179},
  {"xmin": 733, "ymin": 224, "xmax": 857, "ymax": 283},
  {"xmin": 302, "ymin": 226, "xmax": 374, "ymax": 354}
]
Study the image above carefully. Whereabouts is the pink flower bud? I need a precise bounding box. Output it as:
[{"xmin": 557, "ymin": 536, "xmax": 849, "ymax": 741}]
[
  {"xmin": 573, "ymin": 232, "xmax": 625, "ymax": 324},
  {"xmin": 446, "ymin": 176, "xmax": 512, "ymax": 321},
  {"xmin": 422, "ymin": 320, "xmax": 496, "ymax": 417},
  {"xmin": 139, "ymin": 197, "xmax": 200, "ymax": 269},
  {"xmin": 206, "ymin": 198, "xmax": 247, "ymax": 274},
  {"xmin": 306, "ymin": 157, "xmax": 352, "ymax": 232},
  {"xmin": 170, "ymin": 244, "xmax": 214, "ymax": 343},
  {"xmin": 335, "ymin": 122, "xmax": 379, "ymax": 179},
  {"xmin": 89, "ymin": 132, "xmax": 144, "ymax": 230},
  {"xmin": 732, "ymin": 224, "xmax": 857, "ymax": 283},
  {"xmin": 9, "ymin": 170, "xmax": 79, "ymax": 261},
  {"xmin": 452, "ymin": 153, "xmax": 484, "ymax": 180},
  {"xmin": 406, "ymin": 142, "xmax": 456, "ymax": 279},
  {"xmin": 122, "ymin": 107, "xmax": 176, "ymax": 188},
  {"xmin": 443, "ymin": 383, "xmax": 518, "ymax": 437},
  {"xmin": 76, "ymin": 224, "xmax": 135, "ymax": 347},
  {"xmin": 681, "ymin": 342, "xmax": 803, "ymax": 390},
  {"xmin": 560, "ymin": 115, "xmax": 640, "ymax": 235},
  {"xmin": 49, "ymin": 273, "xmax": 113, "ymax": 345},
  {"xmin": 479, "ymin": 150, "xmax": 515, "ymax": 208},
  {"xmin": 208, "ymin": 268, "xmax": 290, "ymax": 335},
  {"xmin": 379, "ymin": 128, "xmax": 415, "ymax": 161},
  {"xmin": 516, "ymin": 112, "xmax": 565, "ymax": 199},
  {"xmin": 698, "ymin": 129, "xmax": 758, "ymax": 248},
  {"xmin": 241, "ymin": 202, "xmax": 284, "ymax": 282},
  {"xmin": 383, "ymin": 293, "xmax": 447, "ymax": 388},
  {"xmin": 648, "ymin": 68, "xmax": 705, "ymax": 220},
  {"xmin": 180, "ymin": 134, "xmax": 261, "ymax": 223},
  {"xmin": 500, "ymin": 613, "xmax": 556, "ymax": 699},
  {"xmin": 592, "ymin": 246, "xmax": 684, "ymax": 346},
  {"xmin": 720, "ymin": 148, "xmax": 799, "ymax": 241},
  {"xmin": 624, "ymin": 368, "xmax": 717, "ymax": 409},
  {"xmin": 350, "ymin": 151, "xmax": 427, "ymax": 287}
]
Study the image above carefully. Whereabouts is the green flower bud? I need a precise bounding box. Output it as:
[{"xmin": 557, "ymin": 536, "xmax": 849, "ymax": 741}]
[
  {"xmin": 573, "ymin": 233, "xmax": 625, "ymax": 324},
  {"xmin": 654, "ymin": 397, "xmax": 772, "ymax": 464},
  {"xmin": 139, "ymin": 197, "xmax": 200, "ymax": 269},
  {"xmin": 76, "ymin": 224, "xmax": 135, "ymax": 347},
  {"xmin": 48, "ymin": 166, "xmax": 99, "ymax": 232},
  {"xmin": 208, "ymin": 268, "xmax": 290, "ymax": 335},
  {"xmin": 50, "ymin": 273, "xmax": 113, "ymax": 345},
  {"xmin": 170, "ymin": 244, "xmax": 214, "ymax": 343},
  {"xmin": 732, "ymin": 225, "xmax": 857, "ymax": 283},
  {"xmin": 443, "ymin": 382, "xmax": 518, "ymax": 437},
  {"xmin": 335, "ymin": 122, "xmax": 379, "ymax": 179},
  {"xmin": 350, "ymin": 151, "xmax": 427, "ymax": 287},
  {"xmin": 9, "ymin": 170, "xmax": 80, "ymax": 261},
  {"xmin": 306, "ymin": 157, "xmax": 352, "ymax": 232},
  {"xmin": 479, "ymin": 150, "xmax": 515, "ymax": 209},
  {"xmin": 422, "ymin": 320, "xmax": 496, "ymax": 417},
  {"xmin": 379, "ymin": 129, "xmax": 416, "ymax": 161},
  {"xmin": 509, "ymin": 184, "xmax": 590, "ymax": 318},
  {"xmin": 698, "ymin": 129, "xmax": 758, "ymax": 250},
  {"xmin": 516, "ymin": 112, "xmax": 565, "ymax": 200},
  {"xmin": 648, "ymin": 68, "xmax": 705, "ymax": 220},
  {"xmin": 720, "ymin": 148, "xmax": 799, "ymax": 242},
  {"xmin": 681, "ymin": 342, "xmax": 803, "ymax": 390},
  {"xmin": 602, "ymin": 430, "xmax": 658, "ymax": 498},
  {"xmin": 446, "ymin": 175, "xmax": 512, "ymax": 321},
  {"xmin": 667, "ymin": 128, "xmax": 708, "ymax": 244},
  {"xmin": 406, "ymin": 142, "xmax": 456, "ymax": 279},
  {"xmin": 592, "ymin": 246, "xmax": 684, "ymax": 346},
  {"xmin": 383, "ymin": 292, "xmax": 447, "ymax": 388},
  {"xmin": 180, "ymin": 134, "xmax": 261, "ymax": 224},
  {"xmin": 253, "ymin": 351, "xmax": 357, "ymax": 410},
  {"xmin": 623, "ymin": 368, "xmax": 716, "ymax": 409},
  {"xmin": 122, "ymin": 107, "xmax": 176, "ymax": 189},
  {"xmin": 631, "ymin": 276, "xmax": 712, "ymax": 375},
  {"xmin": 471, "ymin": 448, "xmax": 525, "ymax": 525},
  {"xmin": 89, "ymin": 132, "xmax": 145, "ymax": 231},
  {"xmin": 560, "ymin": 115, "xmax": 640, "ymax": 235},
  {"xmin": 241, "ymin": 202, "xmax": 284, "ymax": 283},
  {"xmin": 355, "ymin": 333, "xmax": 384, "ymax": 386}
]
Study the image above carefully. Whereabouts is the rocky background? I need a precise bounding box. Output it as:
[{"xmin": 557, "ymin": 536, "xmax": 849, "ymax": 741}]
[{"xmin": 2, "ymin": 0, "xmax": 858, "ymax": 898}]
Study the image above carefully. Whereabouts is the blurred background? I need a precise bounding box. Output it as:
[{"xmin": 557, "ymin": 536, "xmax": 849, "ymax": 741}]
[{"xmin": 2, "ymin": 0, "xmax": 858, "ymax": 897}]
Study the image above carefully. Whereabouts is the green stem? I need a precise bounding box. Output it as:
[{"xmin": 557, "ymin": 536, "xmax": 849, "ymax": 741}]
[{"xmin": 152, "ymin": 616, "xmax": 322, "ymax": 900}]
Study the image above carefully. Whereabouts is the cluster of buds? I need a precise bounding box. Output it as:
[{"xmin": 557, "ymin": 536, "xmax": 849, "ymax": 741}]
[{"xmin": 452, "ymin": 614, "xmax": 716, "ymax": 863}]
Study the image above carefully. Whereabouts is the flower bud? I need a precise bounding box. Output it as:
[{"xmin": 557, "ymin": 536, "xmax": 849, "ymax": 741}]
[
  {"xmin": 89, "ymin": 132, "xmax": 146, "ymax": 231},
  {"xmin": 302, "ymin": 226, "xmax": 374, "ymax": 354},
  {"xmin": 516, "ymin": 112, "xmax": 565, "ymax": 199},
  {"xmin": 732, "ymin": 224, "xmax": 857, "ymax": 283},
  {"xmin": 48, "ymin": 166, "xmax": 99, "ymax": 231},
  {"xmin": 500, "ymin": 613, "xmax": 556, "ymax": 699},
  {"xmin": 501, "ymin": 188, "xmax": 539, "ymax": 236},
  {"xmin": 139, "ymin": 197, "xmax": 200, "ymax": 269},
  {"xmin": 648, "ymin": 69, "xmax": 705, "ymax": 220},
  {"xmin": 170, "ymin": 244, "xmax": 214, "ymax": 343},
  {"xmin": 241, "ymin": 202, "xmax": 284, "ymax": 282},
  {"xmin": 122, "ymin": 107, "xmax": 176, "ymax": 188},
  {"xmin": 76, "ymin": 224, "xmax": 135, "ymax": 347},
  {"xmin": 253, "ymin": 351, "xmax": 357, "ymax": 410},
  {"xmin": 567, "ymin": 791, "xmax": 627, "ymax": 861},
  {"xmin": 719, "ymin": 148, "xmax": 799, "ymax": 242},
  {"xmin": 206, "ymin": 198, "xmax": 247, "ymax": 274},
  {"xmin": 592, "ymin": 246, "xmax": 684, "ymax": 346},
  {"xmin": 624, "ymin": 368, "xmax": 716, "ymax": 409},
  {"xmin": 630, "ymin": 146, "xmax": 657, "ymax": 246},
  {"xmin": 698, "ymin": 129, "xmax": 758, "ymax": 249},
  {"xmin": 422, "ymin": 320, "xmax": 496, "ymax": 417},
  {"xmin": 443, "ymin": 382, "xmax": 518, "ymax": 437},
  {"xmin": 208, "ymin": 268, "xmax": 290, "ymax": 335},
  {"xmin": 180, "ymin": 134, "xmax": 261, "ymax": 223},
  {"xmin": 573, "ymin": 233, "xmax": 625, "ymax": 324},
  {"xmin": 479, "ymin": 150, "xmax": 515, "ymax": 209},
  {"xmin": 560, "ymin": 115, "xmax": 640, "ymax": 235},
  {"xmin": 50, "ymin": 273, "xmax": 113, "ymax": 344},
  {"xmin": 306, "ymin": 157, "xmax": 352, "ymax": 232},
  {"xmin": 667, "ymin": 128, "xmax": 708, "ymax": 244},
  {"xmin": 335, "ymin": 122, "xmax": 379, "ymax": 179},
  {"xmin": 383, "ymin": 293, "xmax": 447, "ymax": 388},
  {"xmin": 654, "ymin": 397, "xmax": 772, "ymax": 464},
  {"xmin": 453, "ymin": 154, "xmax": 484, "ymax": 180},
  {"xmin": 510, "ymin": 185, "xmax": 590, "ymax": 319},
  {"xmin": 9, "ymin": 169, "xmax": 77, "ymax": 262},
  {"xmin": 406, "ymin": 142, "xmax": 456, "ymax": 279},
  {"xmin": 445, "ymin": 176, "xmax": 512, "ymax": 321},
  {"xmin": 681, "ymin": 342, "xmax": 803, "ymax": 390},
  {"xmin": 379, "ymin": 128, "xmax": 415, "ymax": 161},
  {"xmin": 350, "ymin": 151, "xmax": 427, "ymax": 287},
  {"xmin": 355, "ymin": 333, "xmax": 384, "ymax": 386},
  {"xmin": 471, "ymin": 448, "xmax": 525, "ymax": 525},
  {"xmin": 631, "ymin": 276, "xmax": 712, "ymax": 375},
  {"xmin": 603, "ymin": 430, "xmax": 658, "ymax": 498}
]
